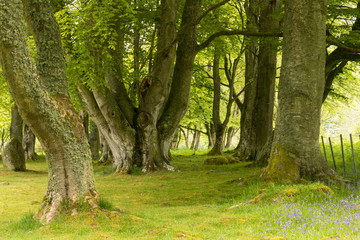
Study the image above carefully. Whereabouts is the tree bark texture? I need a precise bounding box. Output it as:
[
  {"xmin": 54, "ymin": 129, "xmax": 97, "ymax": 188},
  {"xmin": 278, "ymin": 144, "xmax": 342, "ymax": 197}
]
[
  {"xmin": 2, "ymin": 105, "xmax": 26, "ymax": 171},
  {"xmin": 235, "ymin": 0, "xmax": 259, "ymax": 161},
  {"xmin": 0, "ymin": 0, "xmax": 97, "ymax": 223},
  {"xmin": 264, "ymin": 0, "xmax": 333, "ymax": 181},
  {"xmin": 23, "ymin": 124, "xmax": 37, "ymax": 161},
  {"xmin": 235, "ymin": 0, "xmax": 278, "ymax": 161}
]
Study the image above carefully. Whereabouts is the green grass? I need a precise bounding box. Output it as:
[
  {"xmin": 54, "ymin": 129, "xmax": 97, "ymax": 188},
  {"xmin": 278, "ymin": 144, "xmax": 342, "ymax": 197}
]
[
  {"xmin": 1, "ymin": 151, "xmax": 360, "ymax": 239},
  {"xmin": 321, "ymin": 136, "xmax": 360, "ymax": 178}
]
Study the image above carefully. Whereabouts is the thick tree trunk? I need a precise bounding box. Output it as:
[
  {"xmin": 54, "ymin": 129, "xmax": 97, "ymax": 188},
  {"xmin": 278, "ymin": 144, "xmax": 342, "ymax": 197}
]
[
  {"xmin": 79, "ymin": 0, "xmax": 202, "ymax": 172},
  {"xmin": 2, "ymin": 105, "xmax": 26, "ymax": 171},
  {"xmin": 264, "ymin": 0, "xmax": 334, "ymax": 181},
  {"xmin": 235, "ymin": 0, "xmax": 278, "ymax": 161},
  {"xmin": 235, "ymin": 0, "xmax": 258, "ymax": 161},
  {"xmin": 206, "ymin": 123, "xmax": 215, "ymax": 148},
  {"xmin": 23, "ymin": 124, "xmax": 37, "ymax": 161},
  {"xmin": 0, "ymin": 0, "xmax": 98, "ymax": 223}
]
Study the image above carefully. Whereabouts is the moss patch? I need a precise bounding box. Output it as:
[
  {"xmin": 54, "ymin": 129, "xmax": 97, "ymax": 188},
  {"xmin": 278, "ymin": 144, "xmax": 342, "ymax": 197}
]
[{"xmin": 204, "ymin": 156, "xmax": 240, "ymax": 165}]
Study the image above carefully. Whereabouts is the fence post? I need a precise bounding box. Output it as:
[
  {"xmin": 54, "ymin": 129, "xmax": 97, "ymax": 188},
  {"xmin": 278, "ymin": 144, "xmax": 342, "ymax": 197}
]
[
  {"xmin": 340, "ymin": 134, "xmax": 346, "ymax": 174},
  {"xmin": 321, "ymin": 136, "xmax": 328, "ymax": 165},
  {"xmin": 350, "ymin": 134, "xmax": 357, "ymax": 175},
  {"xmin": 329, "ymin": 137, "xmax": 336, "ymax": 171}
]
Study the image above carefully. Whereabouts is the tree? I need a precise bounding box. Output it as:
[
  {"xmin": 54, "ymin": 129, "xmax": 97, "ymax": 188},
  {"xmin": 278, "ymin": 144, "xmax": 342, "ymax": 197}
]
[
  {"xmin": 23, "ymin": 124, "xmax": 37, "ymax": 161},
  {"xmin": 2, "ymin": 105, "xmax": 25, "ymax": 171},
  {"xmin": 0, "ymin": 0, "xmax": 97, "ymax": 223},
  {"xmin": 208, "ymin": 49, "xmax": 240, "ymax": 155},
  {"xmin": 76, "ymin": 0, "xmax": 231, "ymax": 172},
  {"xmin": 235, "ymin": 0, "xmax": 279, "ymax": 162},
  {"xmin": 264, "ymin": 0, "xmax": 334, "ymax": 181}
]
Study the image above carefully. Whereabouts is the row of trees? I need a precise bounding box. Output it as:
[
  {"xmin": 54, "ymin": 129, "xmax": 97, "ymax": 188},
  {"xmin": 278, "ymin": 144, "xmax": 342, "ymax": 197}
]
[{"xmin": 1, "ymin": 0, "xmax": 359, "ymax": 223}]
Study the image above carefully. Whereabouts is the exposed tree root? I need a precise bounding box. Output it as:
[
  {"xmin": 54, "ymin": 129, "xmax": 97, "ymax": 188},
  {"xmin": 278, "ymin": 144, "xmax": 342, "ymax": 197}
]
[{"xmin": 36, "ymin": 190, "xmax": 100, "ymax": 224}]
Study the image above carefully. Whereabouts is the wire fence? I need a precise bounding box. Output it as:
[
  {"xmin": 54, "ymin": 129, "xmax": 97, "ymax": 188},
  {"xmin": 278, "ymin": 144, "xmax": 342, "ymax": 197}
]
[{"xmin": 321, "ymin": 134, "xmax": 360, "ymax": 176}]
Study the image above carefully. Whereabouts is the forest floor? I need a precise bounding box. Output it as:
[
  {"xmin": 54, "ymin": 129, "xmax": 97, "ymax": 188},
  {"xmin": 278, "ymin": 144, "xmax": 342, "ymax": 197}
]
[{"xmin": 0, "ymin": 149, "xmax": 360, "ymax": 240}]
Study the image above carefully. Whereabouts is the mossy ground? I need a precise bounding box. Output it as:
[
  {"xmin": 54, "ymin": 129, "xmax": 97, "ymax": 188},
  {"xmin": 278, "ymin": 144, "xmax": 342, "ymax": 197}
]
[{"xmin": 0, "ymin": 150, "xmax": 359, "ymax": 239}]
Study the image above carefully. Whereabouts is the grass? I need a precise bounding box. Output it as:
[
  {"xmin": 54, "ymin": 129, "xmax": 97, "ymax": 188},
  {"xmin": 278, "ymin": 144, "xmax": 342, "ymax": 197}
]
[
  {"xmin": 321, "ymin": 135, "xmax": 360, "ymax": 178},
  {"xmin": 1, "ymin": 151, "xmax": 360, "ymax": 239}
]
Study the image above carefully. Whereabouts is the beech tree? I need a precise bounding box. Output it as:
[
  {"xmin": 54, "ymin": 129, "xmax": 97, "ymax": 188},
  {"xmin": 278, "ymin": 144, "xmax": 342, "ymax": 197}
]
[
  {"xmin": 0, "ymin": 0, "xmax": 97, "ymax": 223},
  {"xmin": 235, "ymin": 0, "xmax": 280, "ymax": 162},
  {"xmin": 264, "ymin": 0, "xmax": 335, "ymax": 181},
  {"xmin": 70, "ymin": 0, "xmax": 232, "ymax": 172}
]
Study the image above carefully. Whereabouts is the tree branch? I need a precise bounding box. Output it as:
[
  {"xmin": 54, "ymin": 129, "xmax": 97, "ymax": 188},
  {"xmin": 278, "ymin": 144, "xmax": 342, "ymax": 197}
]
[
  {"xmin": 194, "ymin": 0, "xmax": 230, "ymax": 26},
  {"xmin": 196, "ymin": 30, "xmax": 282, "ymax": 52},
  {"xmin": 327, "ymin": 38, "xmax": 360, "ymax": 53}
]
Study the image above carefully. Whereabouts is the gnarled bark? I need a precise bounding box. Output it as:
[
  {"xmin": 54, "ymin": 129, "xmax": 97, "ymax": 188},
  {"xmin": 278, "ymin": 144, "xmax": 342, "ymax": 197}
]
[{"xmin": 0, "ymin": 0, "xmax": 98, "ymax": 223}]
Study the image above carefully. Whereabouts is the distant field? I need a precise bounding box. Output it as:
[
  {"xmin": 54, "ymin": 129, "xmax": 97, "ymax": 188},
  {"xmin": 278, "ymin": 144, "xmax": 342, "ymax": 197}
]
[{"xmin": 0, "ymin": 151, "xmax": 359, "ymax": 240}]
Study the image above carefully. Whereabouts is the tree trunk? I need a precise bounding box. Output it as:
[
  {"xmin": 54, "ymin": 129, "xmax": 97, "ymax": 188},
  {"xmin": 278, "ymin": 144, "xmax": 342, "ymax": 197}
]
[
  {"xmin": 0, "ymin": 0, "xmax": 98, "ymax": 223},
  {"xmin": 206, "ymin": 123, "xmax": 215, "ymax": 148},
  {"xmin": 190, "ymin": 126, "xmax": 197, "ymax": 150},
  {"xmin": 89, "ymin": 120, "xmax": 100, "ymax": 160},
  {"xmin": 264, "ymin": 0, "xmax": 334, "ymax": 181},
  {"xmin": 79, "ymin": 0, "xmax": 203, "ymax": 173},
  {"xmin": 80, "ymin": 110, "xmax": 89, "ymax": 140},
  {"xmin": 208, "ymin": 49, "xmax": 224, "ymax": 155},
  {"xmin": 99, "ymin": 132, "xmax": 113, "ymax": 164},
  {"xmin": 235, "ymin": 0, "xmax": 279, "ymax": 162},
  {"xmin": 23, "ymin": 124, "xmax": 37, "ymax": 161},
  {"xmin": 235, "ymin": 0, "xmax": 259, "ymax": 161},
  {"xmin": 194, "ymin": 130, "xmax": 201, "ymax": 150},
  {"xmin": 170, "ymin": 128, "xmax": 179, "ymax": 149},
  {"xmin": 2, "ymin": 105, "xmax": 26, "ymax": 171},
  {"xmin": 208, "ymin": 48, "xmax": 238, "ymax": 155},
  {"xmin": 225, "ymin": 127, "xmax": 235, "ymax": 149}
]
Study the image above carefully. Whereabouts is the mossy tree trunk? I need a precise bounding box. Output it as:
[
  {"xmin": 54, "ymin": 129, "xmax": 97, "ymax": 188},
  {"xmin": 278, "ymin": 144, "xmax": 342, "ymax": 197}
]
[
  {"xmin": 0, "ymin": 0, "xmax": 97, "ymax": 223},
  {"xmin": 264, "ymin": 0, "xmax": 334, "ymax": 182},
  {"xmin": 2, "ymin": 105, "xmax": 26, "ymax": 171}
]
